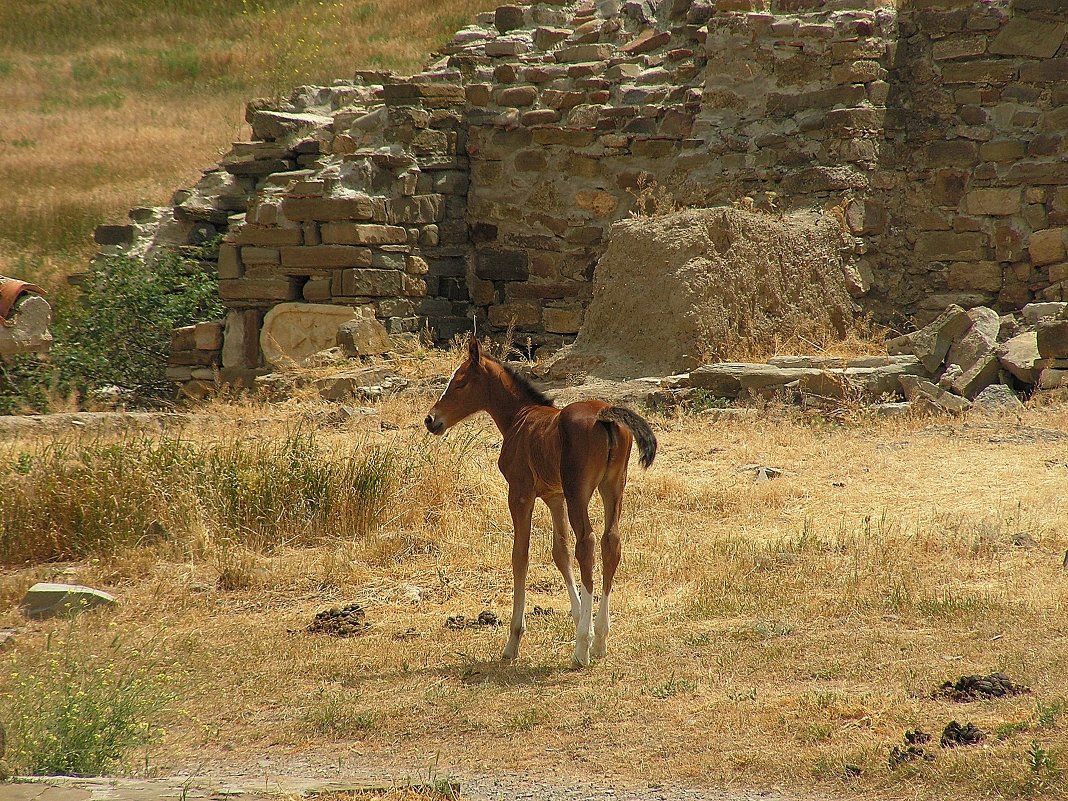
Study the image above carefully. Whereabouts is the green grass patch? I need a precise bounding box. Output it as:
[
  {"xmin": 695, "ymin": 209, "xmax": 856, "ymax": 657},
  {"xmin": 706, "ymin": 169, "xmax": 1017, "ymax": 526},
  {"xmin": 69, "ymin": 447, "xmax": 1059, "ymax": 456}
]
[{"xmin": 1, "ymin": 628, "xmax": 174, "ymax": 776}]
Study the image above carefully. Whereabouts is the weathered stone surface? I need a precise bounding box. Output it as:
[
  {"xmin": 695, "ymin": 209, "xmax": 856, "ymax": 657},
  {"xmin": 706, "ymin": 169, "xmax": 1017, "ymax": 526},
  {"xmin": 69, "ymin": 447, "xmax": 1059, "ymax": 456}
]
[
  {"xmin": 282, "ymin": 196, "xmax": 374, "ymax": 222},
  {"xmin": 260, "ymin": 303, "xmax": 369, "ymax": 367},
  {"xmin": 1039, "ymin": 368, "xmax": 1068, "ymax": 389},
  {"xmin": 1036, "ymin": 319, "xmax": 1068, "ymax": 359},
  {"xmin": 194, "ymin": 320, "xmax": 224, "ymax": 351},
  {"xmin": 1022, "ymin": 302, "xmax": 1068, "ymax": 325},
  {"xmin": 899, "ymin": 375, "xmax": 972, "ymax": 414},
  {"xmin": 335, "ymin": 268, "xmax": 405, "ymax": 297},
  {"xmin": 798, "ymin": 358, "xmax": 926, "ymax": 399},
  {"xmin": 1028, "ymin": 228, "xmax": 1067, "ymax": 266},
  {"xmin": 222, "ymin": 310, "xmax": 261, "ymax": 369},
  {"xmin": 989, "ymin": 19, "xmax": 1066, "ymax": 59},
  {"xmin": 963, "ymin": 188, "xmax": 1021, "ymax": 216},
  {"xmin": 280, "ymin": 245, "xmax": 372, "ymax": 269},
  {"xmin": 497, "ymin": 86, "xmax": 538, "ymax": 107},
  {"xmin": 687, "ymin": 363, "xmax": 820, "ymax": 399},
  {"xmin": 320, "ymin": 223, "xmax": 407, "ymax": 245},
  {"xmin": 946, "ymin": 307, "xmax": 1000, "ymax": 397},
  {"xmin": 0, "ymin": 295, "xmax": 52, "ymax": 358},
  {"xmin": 21, "ymin": 582, "xmax": 117, "ymax": 620},
  {"xmin": 998, "ymin": 331, "xmax": 1043, "ymax": 384},
  {"xmin": 554, "ymin": 44, "xmax": 614, "ymax": 62},
  {"xmin": 972, "ymin": 384, "xmax": 1024, "ymax": 414},
  {"xmin": 494, "ymin": 4, "xmax": 525, "ymax": 33},
  {"xmin": 887, "ymin": 304, "xmax": 971, "ymax": 373},
  {"xmin": 336, "ymin": 318, "xmax": 392, "ymax": 358},
  {"xmin": 476, "ymin": 247, "xmax": 529, "ymax": 281},
  {"xmin": 250, "ymin": 110, "xmax": 332, "ymax": 141}
]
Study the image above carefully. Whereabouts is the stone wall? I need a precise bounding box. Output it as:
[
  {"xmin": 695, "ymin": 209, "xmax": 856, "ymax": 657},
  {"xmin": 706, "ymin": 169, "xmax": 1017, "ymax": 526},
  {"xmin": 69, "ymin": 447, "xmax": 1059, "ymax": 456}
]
[{"xmin": 92, "ymin": 0, "xmax": 1068, "ymax": 388}]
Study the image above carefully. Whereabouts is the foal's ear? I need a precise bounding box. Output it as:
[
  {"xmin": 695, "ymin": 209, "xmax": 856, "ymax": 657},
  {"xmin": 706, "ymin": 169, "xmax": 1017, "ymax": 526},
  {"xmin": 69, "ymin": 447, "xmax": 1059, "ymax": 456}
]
[{"xmin": 467, "ymin": 334, "xmax": 481, "ymax": 364}]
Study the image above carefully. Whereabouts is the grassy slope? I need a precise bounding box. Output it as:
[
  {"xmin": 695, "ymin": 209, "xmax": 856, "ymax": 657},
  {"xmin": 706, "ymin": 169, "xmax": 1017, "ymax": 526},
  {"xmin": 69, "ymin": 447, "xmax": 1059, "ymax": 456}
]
[{"xmin": 0, "ymin": 0, "xmax": 493, "ymax": 292}]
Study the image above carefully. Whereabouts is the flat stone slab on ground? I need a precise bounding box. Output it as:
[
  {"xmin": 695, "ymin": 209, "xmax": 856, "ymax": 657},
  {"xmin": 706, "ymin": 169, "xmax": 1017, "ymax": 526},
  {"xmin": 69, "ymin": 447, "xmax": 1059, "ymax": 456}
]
[{"xmin": 21, "ymin": 582, "xmax": 117, "ymax": 620}]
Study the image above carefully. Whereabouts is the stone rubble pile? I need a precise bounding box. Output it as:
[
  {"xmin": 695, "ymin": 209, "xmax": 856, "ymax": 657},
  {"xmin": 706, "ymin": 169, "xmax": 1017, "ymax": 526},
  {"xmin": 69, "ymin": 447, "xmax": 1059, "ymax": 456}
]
[{"xmin": 668, "ymin": 301, "xmax": 1068, "ymax": 414}]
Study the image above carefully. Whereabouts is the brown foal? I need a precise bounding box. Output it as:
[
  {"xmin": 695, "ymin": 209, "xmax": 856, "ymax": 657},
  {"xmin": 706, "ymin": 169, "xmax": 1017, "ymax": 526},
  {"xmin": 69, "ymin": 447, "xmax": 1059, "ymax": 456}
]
[{"xmin": 425, "ymin": 337, "xmax": 656, "ymax": 666}]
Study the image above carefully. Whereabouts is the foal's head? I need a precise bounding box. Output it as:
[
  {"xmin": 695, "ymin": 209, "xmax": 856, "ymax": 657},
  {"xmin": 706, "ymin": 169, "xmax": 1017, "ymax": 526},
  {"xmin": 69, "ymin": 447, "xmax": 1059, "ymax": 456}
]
[{"xmin": 424, "ymin": 336, "xmax": 494, "ymax": 435}]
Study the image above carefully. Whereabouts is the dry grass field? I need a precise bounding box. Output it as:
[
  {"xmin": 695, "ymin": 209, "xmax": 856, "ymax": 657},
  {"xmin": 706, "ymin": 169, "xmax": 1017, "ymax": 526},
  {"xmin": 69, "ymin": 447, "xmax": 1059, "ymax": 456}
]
[
  {"xmin": 2, "ymin": 348, "xmax": 1068, "ymax": 799},
  {"xmin": 0, "ymin": 0, "xmax": 495, "ymax": 292}
]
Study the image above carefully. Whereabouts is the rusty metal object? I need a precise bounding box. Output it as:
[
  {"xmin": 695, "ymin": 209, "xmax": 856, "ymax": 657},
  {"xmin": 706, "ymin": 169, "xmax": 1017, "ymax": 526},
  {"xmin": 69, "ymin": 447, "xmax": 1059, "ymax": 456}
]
[{"xmin": 0, "ymin": 279, "xmax": 44, "ymax": 324}]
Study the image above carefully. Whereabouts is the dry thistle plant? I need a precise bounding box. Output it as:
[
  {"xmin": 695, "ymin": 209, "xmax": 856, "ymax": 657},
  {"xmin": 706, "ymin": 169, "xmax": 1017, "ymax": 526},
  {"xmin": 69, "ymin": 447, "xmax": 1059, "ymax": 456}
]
[{"xmin": 626, "ymin": 172, "xmax": 681, "ymax": 218}]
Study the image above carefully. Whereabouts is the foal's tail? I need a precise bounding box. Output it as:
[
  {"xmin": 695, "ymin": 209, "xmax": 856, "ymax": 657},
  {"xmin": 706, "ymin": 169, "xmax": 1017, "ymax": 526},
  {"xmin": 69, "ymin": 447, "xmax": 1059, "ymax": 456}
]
[{"xmin": 598, "ymin": 406, "xmax": 657, "ymax": 469}]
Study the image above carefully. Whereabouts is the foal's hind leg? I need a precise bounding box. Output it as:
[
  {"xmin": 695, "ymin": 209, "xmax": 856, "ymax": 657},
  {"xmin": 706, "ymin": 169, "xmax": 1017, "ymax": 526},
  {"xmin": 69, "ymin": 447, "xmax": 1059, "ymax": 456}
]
[
  {"xmin": 593, "ymin": 472, "xmax": 626, "ymax": 660},
  {"xmin": 546, "ymin": 494, "xmax": 580, "ymax": 625},
  {"xmin": 503, "ymin": 484, "xmax": 534, "ymax": 662},
  {"xmin": 564, "ymin": 485, "xmax": 597, "ymax": 667}
]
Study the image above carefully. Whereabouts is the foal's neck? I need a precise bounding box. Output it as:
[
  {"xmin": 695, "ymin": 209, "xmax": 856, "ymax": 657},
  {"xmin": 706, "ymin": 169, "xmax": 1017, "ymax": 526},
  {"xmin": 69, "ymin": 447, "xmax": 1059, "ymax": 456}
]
[{"xmin": 484, "ymin": 364, "xmax": 546, "ymax": 435}]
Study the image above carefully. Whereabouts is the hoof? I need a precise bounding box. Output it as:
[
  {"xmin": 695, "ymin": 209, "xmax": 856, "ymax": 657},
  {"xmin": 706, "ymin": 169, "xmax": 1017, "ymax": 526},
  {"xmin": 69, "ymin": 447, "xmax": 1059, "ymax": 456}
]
[
  {"xmin": 501, "ymin": 648, "xmax": 519, "ymax": 663},
  {"xmin": 571, "ymin": 646, "xmax": 591, "ymax": 668},
  {"xmin": 591, "ymin": 640, "xmax": 608, "ymax": 660}
]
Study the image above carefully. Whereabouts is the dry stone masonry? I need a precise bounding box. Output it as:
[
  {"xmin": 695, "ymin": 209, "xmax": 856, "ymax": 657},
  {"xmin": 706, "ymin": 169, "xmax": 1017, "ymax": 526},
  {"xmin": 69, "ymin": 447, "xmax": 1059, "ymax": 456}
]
[{"xmin": 92, "ymin": 0, "xmax": 1068, "ymax": 391}]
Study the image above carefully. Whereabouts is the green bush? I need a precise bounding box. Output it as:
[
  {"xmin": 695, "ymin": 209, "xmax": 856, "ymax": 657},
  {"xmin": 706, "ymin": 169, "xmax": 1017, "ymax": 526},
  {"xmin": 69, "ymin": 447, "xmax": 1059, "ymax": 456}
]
[
  {"xmin": 0, "ymin": 251, "xmax": 222, "ymax": 411},
  {"xmin": 1, "ymin": 629, "xmax": 173, "ymax": 776},
  {"xmin": 52, "ymin": 251, "xmax": 224, "ymax": 401}
]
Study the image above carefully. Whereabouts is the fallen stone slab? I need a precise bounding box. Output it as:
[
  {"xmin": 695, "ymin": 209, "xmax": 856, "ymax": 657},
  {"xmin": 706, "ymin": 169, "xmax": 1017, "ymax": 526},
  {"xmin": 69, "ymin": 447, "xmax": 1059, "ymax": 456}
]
[
  {"xmin": 998, "ymin": 331, "xmax": 1043, "ymax": 384},
  {"xmin": 314, "ymin": 369, "xmax": 407, "ymax": 401},
  {"xmin": 261, "ymin": 302, "xmax": 372, "ymax": 368},
  {"xmin": 899, "ymin": 375, "xmax": 972, "ymax": 414},
  {"xmin": 1022, "ymin": 301, "xmax": 1068, "ymax": 325},
  {"xmin": 21, "ymin": 583, "xmax": 118, "ymax": 620},
  {"xmin": 798, "ymin": 357, "xmax": 925, "ymax": 400},
  {"xmin": 686, "ymin": 363, "xmax": 821, "ymax": 398},
  {"xmin": 887, "ymin": 304, "xmax": 971, "ymax": 373},
  {"xmin": 873, "ymin": 401, "xmax": 913, "ymax": 417},
  {"xmin": 1038, "ymin": 368, "xmax": 1068, "ymax": 390},
  {"xmin": 945, "ymin": 307, "xmax": 1001, "ymax": 398}
]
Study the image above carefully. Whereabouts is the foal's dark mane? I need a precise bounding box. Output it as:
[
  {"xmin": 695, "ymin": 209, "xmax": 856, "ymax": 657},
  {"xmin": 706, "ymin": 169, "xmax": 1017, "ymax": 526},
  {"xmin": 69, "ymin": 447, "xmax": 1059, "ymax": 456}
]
[{"xmin": 487, "ymin": 355, "xmax": 556, "ymax": 408}]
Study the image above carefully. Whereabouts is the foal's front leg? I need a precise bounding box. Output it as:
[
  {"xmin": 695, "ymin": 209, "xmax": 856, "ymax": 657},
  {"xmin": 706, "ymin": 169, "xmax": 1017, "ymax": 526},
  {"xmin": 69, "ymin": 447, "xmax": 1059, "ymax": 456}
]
[{"xmin": 502, "ymin": 485, "xmax": 534, "ymax": 662}]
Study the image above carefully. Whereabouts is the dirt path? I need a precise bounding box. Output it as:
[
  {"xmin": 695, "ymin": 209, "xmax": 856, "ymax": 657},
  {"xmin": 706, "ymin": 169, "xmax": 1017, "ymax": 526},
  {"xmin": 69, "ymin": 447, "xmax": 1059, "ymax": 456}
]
[{"xmin": 12, "ymin": 761, "xmax": 809, "ymax": 801}]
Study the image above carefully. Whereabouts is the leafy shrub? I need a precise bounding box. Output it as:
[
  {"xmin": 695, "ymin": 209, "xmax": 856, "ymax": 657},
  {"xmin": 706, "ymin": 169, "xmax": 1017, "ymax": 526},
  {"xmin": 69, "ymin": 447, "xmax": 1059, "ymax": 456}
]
[
  {"xmin": 1, "ymin": 629, "xmax": 173, "ymax": 776},
  {"xmin": 51, "ymin": 251, "xmax": 223, "ymax": 401}
]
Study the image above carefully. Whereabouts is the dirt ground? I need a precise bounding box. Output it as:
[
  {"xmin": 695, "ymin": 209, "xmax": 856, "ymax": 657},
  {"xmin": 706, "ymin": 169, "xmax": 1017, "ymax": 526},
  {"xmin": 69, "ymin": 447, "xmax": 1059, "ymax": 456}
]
[{"xmin": 4, "ymin": 359, "xmax": 1068, "ymax": 801}]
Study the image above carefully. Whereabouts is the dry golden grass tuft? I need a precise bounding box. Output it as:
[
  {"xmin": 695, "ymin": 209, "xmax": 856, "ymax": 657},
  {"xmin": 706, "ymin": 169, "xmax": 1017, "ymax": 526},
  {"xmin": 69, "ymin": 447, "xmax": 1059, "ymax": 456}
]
[
  {"xmin": 0, "ymin": 0, "xmax": 496, "ymax": 291},
  {"xmin": 2, "ymin": 354, "xmax": 1068, "ymax": 798}
]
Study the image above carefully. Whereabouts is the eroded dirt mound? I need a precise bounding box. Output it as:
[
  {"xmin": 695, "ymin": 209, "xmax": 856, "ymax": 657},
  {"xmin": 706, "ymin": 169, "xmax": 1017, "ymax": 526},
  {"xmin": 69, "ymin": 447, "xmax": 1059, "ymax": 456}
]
[
  {"xmin": 936, "ymin": 672, "xmax": 1031, "ymax": 701},
  {"xmin": 547, "ymin": 207, "xmax": 859, "ymax": 380}
]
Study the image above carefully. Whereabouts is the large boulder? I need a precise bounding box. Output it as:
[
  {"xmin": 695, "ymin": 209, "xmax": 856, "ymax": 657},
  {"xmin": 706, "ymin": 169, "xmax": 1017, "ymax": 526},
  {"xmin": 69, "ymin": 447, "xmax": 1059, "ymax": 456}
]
[{"xmin": 545, "ymin": 207, "xmax": 858, "ymax": 379}]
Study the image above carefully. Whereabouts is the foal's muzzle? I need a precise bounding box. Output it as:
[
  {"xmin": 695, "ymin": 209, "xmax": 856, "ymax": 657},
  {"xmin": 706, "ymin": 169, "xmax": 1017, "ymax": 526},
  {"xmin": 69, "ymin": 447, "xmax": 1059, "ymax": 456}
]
[{"xmin": 424, "ymin": 414, "xmax": 445, "ymax": 435}]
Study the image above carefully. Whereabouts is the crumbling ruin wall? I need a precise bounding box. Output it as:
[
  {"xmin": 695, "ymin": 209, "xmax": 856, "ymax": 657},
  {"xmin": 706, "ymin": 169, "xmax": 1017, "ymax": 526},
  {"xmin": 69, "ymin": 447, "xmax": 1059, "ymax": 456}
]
[{"xmin": 90, "ymin": 0, "xmax": 1068, "ymax": 390}]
